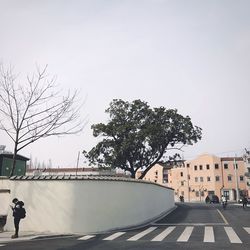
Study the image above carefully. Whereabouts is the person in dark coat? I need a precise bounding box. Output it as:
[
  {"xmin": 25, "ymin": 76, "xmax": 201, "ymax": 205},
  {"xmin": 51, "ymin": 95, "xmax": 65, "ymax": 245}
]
[
  {"xmin": 205, "ymin": 196, "xmax": 210, "ymax": 203},
  {"xmin": 10, "ymin": 198, "xmax": 25, "ymax": 239},
  {"xmin": 242, "ymin": 196, "xmax": 248, "ymax": 209}
]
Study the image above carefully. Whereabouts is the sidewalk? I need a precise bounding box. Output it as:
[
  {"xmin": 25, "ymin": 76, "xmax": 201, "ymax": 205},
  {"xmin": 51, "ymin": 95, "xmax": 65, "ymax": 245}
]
[
  {"xmin": 231, "ymin": 203, "xmax": 249, "ymax": 207},
  {"xmin": 0, "ymin": 231, "xmax": 57, "ymax": 243}
]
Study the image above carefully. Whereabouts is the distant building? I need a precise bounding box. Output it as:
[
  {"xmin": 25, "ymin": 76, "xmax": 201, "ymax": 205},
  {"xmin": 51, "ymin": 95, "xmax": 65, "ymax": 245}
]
[
  {"xmin": 26, "ymin": 167, "xmax": 129, "ymax": 177},
  {"xmin": 0, "ymin": 152, "xmax": 29, "ymax": 176},
  {"xmin": 136, "ymin": 154, "xmax": 249, "ymax": 202},
  {"xmin": 136, "ymin": 162, "xmax": 177, "ymax": 185},
  {"xmin": 243, "ymin": 150, "xmax": 250, "ymax": 192}
]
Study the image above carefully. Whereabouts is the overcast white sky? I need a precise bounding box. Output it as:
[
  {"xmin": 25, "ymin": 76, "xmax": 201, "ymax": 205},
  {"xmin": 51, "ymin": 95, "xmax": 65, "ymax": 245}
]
[{"xmin": 0, "ymin": 0, "xmax": 250, "ymax": 168}]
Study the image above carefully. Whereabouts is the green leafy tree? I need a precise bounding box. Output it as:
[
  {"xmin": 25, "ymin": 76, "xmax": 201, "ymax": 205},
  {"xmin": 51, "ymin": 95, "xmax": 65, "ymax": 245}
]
[{"xmin": 83, "ymin": 99, "xmax": 202, "ymax": 179}]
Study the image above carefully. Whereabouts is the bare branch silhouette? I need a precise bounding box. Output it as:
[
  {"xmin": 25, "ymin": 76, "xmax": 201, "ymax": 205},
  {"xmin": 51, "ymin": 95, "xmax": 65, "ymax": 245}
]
[{"xmin": 0, "ymin": 64, "xmax": 86, "ymax": 176}]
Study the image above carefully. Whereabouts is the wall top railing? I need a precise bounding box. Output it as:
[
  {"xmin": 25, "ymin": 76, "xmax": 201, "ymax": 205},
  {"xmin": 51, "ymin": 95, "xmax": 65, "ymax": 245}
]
[{"xmin": 8, "ymin": 175, "xmax": 173, "ymax": 190}]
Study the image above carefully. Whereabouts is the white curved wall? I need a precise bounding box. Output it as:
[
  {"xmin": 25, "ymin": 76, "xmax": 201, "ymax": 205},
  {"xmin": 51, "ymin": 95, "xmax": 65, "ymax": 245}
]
[{"xmin": 1, "ymin": 177, "xmax": 174, "ymax": 234}]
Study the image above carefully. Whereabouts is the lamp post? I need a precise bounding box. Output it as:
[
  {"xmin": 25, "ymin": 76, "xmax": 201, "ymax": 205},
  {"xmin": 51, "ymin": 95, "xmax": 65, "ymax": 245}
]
[
  {"xmin": 234, "ymin": 156, "xmax": 240, "ymax": 202},
  {"xmin": 75, "ymin": 151, "xmax": 80, "ymax": 175},
  {"xmin": 187, "ymin": 164, "xmax": 190, "ymax": 202},
  {"xmin": 243, "ymin": 149, "xmax": 250, "ymax": 196}
]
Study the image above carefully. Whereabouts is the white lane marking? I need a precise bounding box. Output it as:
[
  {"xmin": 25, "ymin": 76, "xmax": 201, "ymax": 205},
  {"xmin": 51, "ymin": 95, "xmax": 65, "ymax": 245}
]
[
  {"xmin": 78, "ymin": 235, "xmax": 95, "ymax": 240},
  {"xmin": 203, "ymin": 226, "xmax": 215, "ymax": 243},
  {"xmin": 127, "ymin": 227, "xmax": 157, "ymax": 241},
  {"xmin": 224, "ymin": 227, "xmax": 242, "ymax": 244},
  {"xmin": 152, "ymin": 223, "xmax": 226, "ymax": 226},
  {"xmin": 177, "ymin": 226, "xmax": 194, "ymax": 242},
  {"xmin": 151, "ymin": 226, "xmax": 175, "ymax": 241},
  {"xmin": 217, "ymin": 209, "xmax": 229, "ymax": 225},
  {"xmin": 243, "ymin": 227, "xmax": 250, "ymax": 234},
  {"xmin": 103, "ymin": 232, "xmax": 126, "ymax": 241}
]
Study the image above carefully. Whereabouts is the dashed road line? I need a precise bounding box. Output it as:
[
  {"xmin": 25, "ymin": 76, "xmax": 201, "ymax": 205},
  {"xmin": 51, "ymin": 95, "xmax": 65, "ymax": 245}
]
[
  {"xmin": 152, "ymin": 223, "xmax": 226, "ymax": 226},
  {"xmin": 151, "ymin": 226, "xmax": 175, "ymax": 241},
  {"xmin": 71, "ymin": 226, "xmax": 250, "ymax": 244},
  {"xmin": 224, "ymin": 227, "xmax": 242, "ymax": 244},
  {"xmin": 78, "ymin": 235, "xmax": 95, "ymax": 240},
  {"xmin": 244, "ymin": 227, "xmax": 250, "ymax": 234},
  {"xmin": 177, "ymin": 226, "xmax": 194, "ymax": 242},
  {"xmin": 127, "ymin": 227, "xmax": 157, "ymax": 241},
  {"xmin": 203, "ymin": 226, "xmax": 215, "ymax": 243},
  {"xmin": 103, "ymin": 232, "xmax": 125, "ymax": 241}
]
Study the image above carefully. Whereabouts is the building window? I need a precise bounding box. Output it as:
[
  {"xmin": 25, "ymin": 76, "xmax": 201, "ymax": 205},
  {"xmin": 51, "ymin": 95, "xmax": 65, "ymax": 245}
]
[
  {"xmin": 199, "ymin": 165, "xmax": 203, "ymax": 170},
  {"xmin": 180, "ymin": 172, "xmax": 183, "ymax": 177},
  {"xmin": 224, "ymin": 163, "xmax": 228, "ymax": 169},
  {"xmin": 215, "ymin": 176, "xmax": 220, "ymax": 181},
  {"xmin": 195, "ymin": 191, "xmax": 199, "ymax": 197},
  {"xmin": 240, "ymin": 176, "xmax": 244, "ymax": 181},
  {"xmin": 195, "ymin": 177, "xmax": 198, "ymax": 182},
  {"xmin": 201, "ymin": 191, "xmax": 204, "ymax": 197},
  {"xmin": 227, "ymin": 175, "xmax": 232, "ymax": 181},
  {"xmin": 181, "ymin": 181, "xmax": 184, "ymax": 186},
  {"xmin": 215, "ymin": 164, "xmax": 219, "ymax": 169},
  {"xmin": 155, "ymin": 171, "xmax": 158, "ymax": 175},
  {"xmin": 234, "ymin": 163, "xmax": 238, "ymax": 169},
  {"xmin": 188, "ymin": 174, "xmax": 190, "ymax": 180},
  {"xmin": 194, "ymin": 165, "xmax": 197, "ymax": 171},
  {"xmin": 207, "ymin": 176, "xmax": 211, "ymax": 182},
  {"xmin": 206, "ymin": 164, "xmax": 210, "ymax": 170},
  {"xmin": 186, "ymin": 163, "xmax": 190, "ymax": 168},
  {"xmin": 200, "ymin": 177, "xmax": 203, "ymax": 182}
]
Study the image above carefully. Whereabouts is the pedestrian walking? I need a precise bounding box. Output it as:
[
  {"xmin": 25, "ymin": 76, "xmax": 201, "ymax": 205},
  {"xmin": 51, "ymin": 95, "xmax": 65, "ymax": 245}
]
[
  {"xmin": 242, "ymin": 196, "xmax": 248, "ymax": 209},
  {"xmin": 10, "ymin": 198, "xmax": 26, "ymax": 239},
  {"xmin": 221, "ymin": 195, "xmax": 227, "ymax": 209},
  {"xmin": 205, "ymin": 196, "xmax": 210, "ymax": 203}
]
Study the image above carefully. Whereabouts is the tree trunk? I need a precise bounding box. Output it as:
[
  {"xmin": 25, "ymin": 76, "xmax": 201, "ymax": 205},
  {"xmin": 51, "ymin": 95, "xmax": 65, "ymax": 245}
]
[
  {"xmin": 9, "ymin": 142, "xmax": 18, "ymax": 177},
  {"xmin": 138, "ymin": 164, "xmax": 154, "ymax": 179},
  {"xmin": 130, "ymin": 171, "xmax": 135, "ymax": 178}
]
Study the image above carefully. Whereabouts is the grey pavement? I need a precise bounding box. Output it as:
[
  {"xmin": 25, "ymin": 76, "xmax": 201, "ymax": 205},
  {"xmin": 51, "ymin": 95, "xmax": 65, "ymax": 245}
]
[{"xmin": 0, "ymin": 231, "xmax": 64, "ymax": 244}]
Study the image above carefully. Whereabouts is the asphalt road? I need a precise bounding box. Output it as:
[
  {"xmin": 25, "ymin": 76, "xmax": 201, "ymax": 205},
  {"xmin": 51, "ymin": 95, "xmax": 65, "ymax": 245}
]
[{"xmin": 1, "ymin": 202, "xmax": 250, "ymax": 250}]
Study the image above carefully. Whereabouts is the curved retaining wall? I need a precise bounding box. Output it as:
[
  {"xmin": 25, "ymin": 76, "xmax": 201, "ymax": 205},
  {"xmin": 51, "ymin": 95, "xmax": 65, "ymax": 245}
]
[{"xmin": 1, "ymin": 176, "xmax": 174, "ymax": 234}]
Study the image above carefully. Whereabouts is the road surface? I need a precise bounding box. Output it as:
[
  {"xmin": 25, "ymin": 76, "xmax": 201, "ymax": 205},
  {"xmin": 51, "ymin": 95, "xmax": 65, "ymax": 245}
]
[{"xmin": 1, "ymin": 202, "xmax": 250, "ymax": 250}]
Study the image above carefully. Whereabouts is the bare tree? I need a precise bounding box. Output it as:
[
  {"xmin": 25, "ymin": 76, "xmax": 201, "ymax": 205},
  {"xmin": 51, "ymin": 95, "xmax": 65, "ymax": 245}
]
[{"xmin": 0, "ymin": 65, "xmax": 85, "ymax": 176}]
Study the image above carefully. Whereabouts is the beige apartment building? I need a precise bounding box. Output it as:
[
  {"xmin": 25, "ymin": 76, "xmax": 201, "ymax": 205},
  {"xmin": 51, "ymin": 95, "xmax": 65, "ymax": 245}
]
[
  {"xmin": 137, "ymin": 154, "xmax": 249, "ymax": 202},
  {"xmin": 136, "ymin": 162, "xmax": 171, "ymax": 185}
]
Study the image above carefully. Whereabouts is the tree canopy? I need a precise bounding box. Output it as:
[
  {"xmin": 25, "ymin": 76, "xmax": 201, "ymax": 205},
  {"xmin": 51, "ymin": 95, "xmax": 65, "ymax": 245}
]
[{"xmin": 83, "ymin": 99, "xmax": 202, "ymax": 179}]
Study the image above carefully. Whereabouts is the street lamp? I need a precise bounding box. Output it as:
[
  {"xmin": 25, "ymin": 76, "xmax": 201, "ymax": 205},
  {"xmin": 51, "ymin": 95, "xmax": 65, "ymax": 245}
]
[{"xmin": 234, "ymin": 157, "xmax": 240, "ymax": 202}]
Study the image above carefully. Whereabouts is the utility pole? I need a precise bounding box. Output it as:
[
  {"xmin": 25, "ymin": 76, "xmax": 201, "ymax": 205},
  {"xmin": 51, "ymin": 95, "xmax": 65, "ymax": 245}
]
[
  {"xmin": 76, "ymin": 151, "xmax": 80, "ymax": 175},
  {"xmin": 243, "ymin": 148, "xmax": 250, "ymax": 197},
  {"xmin": 234, "ymin": 156, "xmax": 240, "ymax": 202},
  {"xmin": 187, "ymin": 165, "xmax": 190, "ymax": 202}
]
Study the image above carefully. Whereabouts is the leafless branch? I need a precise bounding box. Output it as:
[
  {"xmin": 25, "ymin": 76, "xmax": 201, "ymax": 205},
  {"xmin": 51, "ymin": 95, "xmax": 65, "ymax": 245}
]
[{"xmin": 0, "ymin": 64, "xmax": 86, "ymax": 176}]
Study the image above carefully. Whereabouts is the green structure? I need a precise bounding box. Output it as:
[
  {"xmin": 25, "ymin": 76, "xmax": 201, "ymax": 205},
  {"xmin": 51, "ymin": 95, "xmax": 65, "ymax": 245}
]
[{"xmin": 0, "ymin": 153, "xmax": 29, "ymax": 176}]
